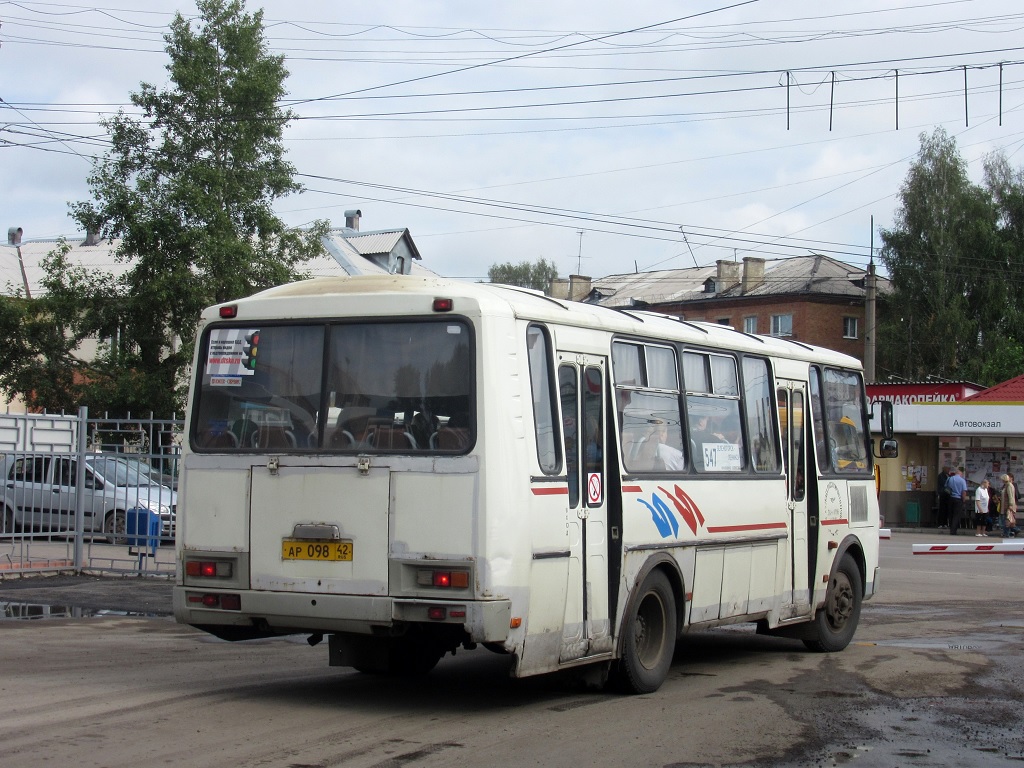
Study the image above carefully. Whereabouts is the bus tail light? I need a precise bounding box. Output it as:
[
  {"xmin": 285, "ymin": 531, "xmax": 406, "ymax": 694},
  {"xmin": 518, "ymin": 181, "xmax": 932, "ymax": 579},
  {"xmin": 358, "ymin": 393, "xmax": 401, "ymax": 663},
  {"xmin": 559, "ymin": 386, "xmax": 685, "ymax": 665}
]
[
  {"xmin": 185, "ymin": 560, "xmax": 233, "ymax": 578},
  {"xmin": 427, "ymin": 606, "xmax": 466, "ymax": 621},
  {"xmin": 186, "ymin": 593, "xmax": 241, "ymax": 611},
  {"xmin": 416, "ymin": 568, "xmax": 469, "ymax": 589},
  {"xmin": 432, "ymin": 298, "xmax": 454, "ymax": 312}
]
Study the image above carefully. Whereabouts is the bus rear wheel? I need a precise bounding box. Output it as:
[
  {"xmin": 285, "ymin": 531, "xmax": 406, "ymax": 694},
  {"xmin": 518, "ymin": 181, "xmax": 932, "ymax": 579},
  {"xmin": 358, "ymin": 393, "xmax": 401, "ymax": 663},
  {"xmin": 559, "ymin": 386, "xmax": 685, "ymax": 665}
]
[
  {"xmin": 803, "ymin": 554, "xmax": 862, "ymax": 653},
  {"xmin": 612, "ymin": 570, "xmax": 676, "ymax": 694}
]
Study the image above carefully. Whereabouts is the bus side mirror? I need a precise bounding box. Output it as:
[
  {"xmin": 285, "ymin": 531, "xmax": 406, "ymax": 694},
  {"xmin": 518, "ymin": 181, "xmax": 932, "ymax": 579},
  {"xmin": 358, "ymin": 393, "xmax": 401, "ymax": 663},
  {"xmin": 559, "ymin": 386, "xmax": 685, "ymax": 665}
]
[
  {"xmin": 870, "ymin": 400, "xmax": 894, "ymax": 439},
  {"xmin": 879, "ymin": 401, "xmax": 894, "ymax": 439},
  {"xmin": 875, "ymin": 438, "xmax": 898, "ymax": 459}
]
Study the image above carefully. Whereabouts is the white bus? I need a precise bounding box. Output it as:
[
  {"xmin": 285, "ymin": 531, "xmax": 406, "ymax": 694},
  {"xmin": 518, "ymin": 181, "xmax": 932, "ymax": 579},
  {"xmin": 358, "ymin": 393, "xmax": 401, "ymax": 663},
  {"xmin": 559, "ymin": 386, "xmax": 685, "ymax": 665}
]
[{"xmin": 173, "ymin": 274, "xmax": 896, "ymax": 693}]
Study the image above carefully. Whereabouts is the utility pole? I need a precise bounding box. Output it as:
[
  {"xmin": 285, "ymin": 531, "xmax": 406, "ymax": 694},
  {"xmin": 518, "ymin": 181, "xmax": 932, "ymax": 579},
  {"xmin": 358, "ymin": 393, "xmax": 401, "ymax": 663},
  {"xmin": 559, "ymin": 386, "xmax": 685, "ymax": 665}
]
[
  {"xmin": 865, "ymin": 217, "xmax": 877, "ymax": 383},
  {"xmin": 8, "ymin": 226, "xmax": 30, "ymax": 299}
]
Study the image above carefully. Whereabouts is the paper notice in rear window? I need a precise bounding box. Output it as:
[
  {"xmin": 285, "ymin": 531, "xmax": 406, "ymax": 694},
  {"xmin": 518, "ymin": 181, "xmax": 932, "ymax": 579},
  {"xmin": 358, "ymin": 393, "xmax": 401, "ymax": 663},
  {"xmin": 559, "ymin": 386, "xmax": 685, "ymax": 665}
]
[{"xmin": 206, "ymin": 328, "xmax": 260, "ymax": 379}]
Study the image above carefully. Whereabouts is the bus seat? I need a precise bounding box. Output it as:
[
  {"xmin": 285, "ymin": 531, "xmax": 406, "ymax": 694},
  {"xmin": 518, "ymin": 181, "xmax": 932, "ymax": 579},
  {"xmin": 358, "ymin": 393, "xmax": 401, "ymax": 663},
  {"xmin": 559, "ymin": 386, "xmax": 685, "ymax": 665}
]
[
  {"xmin": 371, "ymin": 425, "xmax": 415, "ymax": 450},
  {"xmin": 231, "ymin": 419, "xmax": 258, "ymax": 447},
  {"xmin": 329, "ymin": 428, "xmax": 356, "ymax": 448},
  {"xmin": 257, "ymin": 426, "xmax": 296, "ymax": 449},
  {"xmin": 436, "ymin": 427, "xmax": 470, "ymax": 451},
  {"xmin": 199, "ymin": 430, "xmax": 239, "ymax": 449},
  {"xmin": 630, "ymin": 437, "xmax": 659, "ymax": 471}
]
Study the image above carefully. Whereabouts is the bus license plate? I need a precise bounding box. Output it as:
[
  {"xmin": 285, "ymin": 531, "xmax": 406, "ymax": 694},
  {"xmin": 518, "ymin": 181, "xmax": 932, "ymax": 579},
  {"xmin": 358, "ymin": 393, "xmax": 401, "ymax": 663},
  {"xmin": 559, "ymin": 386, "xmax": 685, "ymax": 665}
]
[{"xmin": 281, "ymin": 539, "xmax": 353, "ymax": 562}]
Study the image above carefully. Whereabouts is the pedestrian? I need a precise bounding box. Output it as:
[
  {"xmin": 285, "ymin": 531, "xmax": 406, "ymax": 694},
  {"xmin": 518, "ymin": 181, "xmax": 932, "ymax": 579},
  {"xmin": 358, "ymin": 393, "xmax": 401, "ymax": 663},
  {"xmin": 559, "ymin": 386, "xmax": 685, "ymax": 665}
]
[
  {"xmin": 936, "ymin": 466, "xmax": 951, "ymax": 528},
  {"xmin": 945, "ymin": 467, "xmax": 968, "ymax": 536},
  {"xmin": 1000, "ymin": 474, "xmax": 1019, "ymax": 538},
  {"xmin": 974, "ymin": 479, "xmax": 991, "ymax": 537},
  {"xmin": 988, "ymin": 486, "xmax": 999, "ymax": 533}
]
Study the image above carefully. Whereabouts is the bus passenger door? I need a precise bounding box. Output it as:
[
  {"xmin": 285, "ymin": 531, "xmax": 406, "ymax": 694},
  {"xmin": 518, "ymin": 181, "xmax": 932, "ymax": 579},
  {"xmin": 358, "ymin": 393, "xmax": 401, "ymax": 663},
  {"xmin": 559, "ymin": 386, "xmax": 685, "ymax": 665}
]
[
  {"xmin": 557, "ymin": 356, "xmax": 611, "ymax": 661},
  {"xmin": 777, "ymin": 382, "xmax": 812, "ymax": 617}
]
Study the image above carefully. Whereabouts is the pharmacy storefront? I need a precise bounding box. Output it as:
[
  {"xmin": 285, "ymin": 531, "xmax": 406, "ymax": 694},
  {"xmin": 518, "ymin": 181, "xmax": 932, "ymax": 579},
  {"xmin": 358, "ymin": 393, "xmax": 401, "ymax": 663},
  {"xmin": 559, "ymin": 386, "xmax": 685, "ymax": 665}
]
[
  {"xmin": 866, "ymin": 381, "xmax": 1016, "ymax": 526},
  {"xmin": 875, "ymin": 400, "xmax": 1024, "ymax": 525}
]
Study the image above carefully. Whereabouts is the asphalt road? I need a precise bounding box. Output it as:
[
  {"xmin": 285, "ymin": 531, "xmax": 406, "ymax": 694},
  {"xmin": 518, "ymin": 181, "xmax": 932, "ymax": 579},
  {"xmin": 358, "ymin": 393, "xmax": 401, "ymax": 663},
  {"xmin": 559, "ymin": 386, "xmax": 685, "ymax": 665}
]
[{"xmin": 1, "ymin": 531, "xmax": 1022, "ymax": 768}]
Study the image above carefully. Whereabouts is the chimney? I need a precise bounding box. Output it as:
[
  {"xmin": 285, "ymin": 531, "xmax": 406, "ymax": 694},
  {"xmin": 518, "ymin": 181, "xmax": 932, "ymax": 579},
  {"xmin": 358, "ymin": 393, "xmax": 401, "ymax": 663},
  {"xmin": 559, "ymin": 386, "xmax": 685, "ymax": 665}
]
[
  {"xmin": 549, "ymin": 278, "xmax": 569, "ymax": 300},
  {"xmin": 7, "ymin": 226, "xmax": 23, "ymax": 245},
  {"xmin": 568, "ymin": 274, "xmax": 592, "ymax": 302},
  {"xmin": 84, "ymin": 227, "xmax": 100, "ymax": 246},
  {"xmin": 716, "ymin": 260, "xmax": 740, "ymax": 292},
  {"xmin": 344, "ymin": 209, "xmax": 362, "ymax": 231},
  {"xmin": 741, "ymin": 256, "xmax": 765, "ymax": 294}
]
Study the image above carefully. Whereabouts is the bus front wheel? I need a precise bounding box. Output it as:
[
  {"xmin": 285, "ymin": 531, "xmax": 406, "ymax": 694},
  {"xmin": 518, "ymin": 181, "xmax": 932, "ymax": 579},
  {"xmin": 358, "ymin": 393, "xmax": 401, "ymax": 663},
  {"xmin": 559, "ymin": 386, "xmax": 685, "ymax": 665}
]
[
  {"xmin": 803, "ymin": 554, "xmax": 862, "ymax": 653},
  {"xmin": 612, "ymin": 570, "xmax": 676, "ymax": 694}
]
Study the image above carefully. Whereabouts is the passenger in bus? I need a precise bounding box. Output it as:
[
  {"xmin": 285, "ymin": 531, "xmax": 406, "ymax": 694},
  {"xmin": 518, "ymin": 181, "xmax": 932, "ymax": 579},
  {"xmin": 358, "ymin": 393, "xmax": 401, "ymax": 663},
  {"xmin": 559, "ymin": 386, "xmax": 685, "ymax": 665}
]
[
  {"xmin": 410, "ymin": 411, "xmax": 438, "ymax": 449},
  {"xmin": 649, "ymin": 421, "xmax": 685, "ymax": 472},
  {"xmin": 691, "ymin": 414, "xmax": 727, "ymax": 446}
]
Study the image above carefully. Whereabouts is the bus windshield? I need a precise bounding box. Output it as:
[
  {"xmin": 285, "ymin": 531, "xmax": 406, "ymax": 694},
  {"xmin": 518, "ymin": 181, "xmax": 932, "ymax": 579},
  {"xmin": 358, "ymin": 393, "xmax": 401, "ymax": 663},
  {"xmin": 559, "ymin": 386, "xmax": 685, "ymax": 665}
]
[
  {"xmin": 822, "ymin": 368, "xmax": 870, "ymax": 474},
  {"xmin": 192, "ymin": 320, "xmax": 473, "ymax": 453}
]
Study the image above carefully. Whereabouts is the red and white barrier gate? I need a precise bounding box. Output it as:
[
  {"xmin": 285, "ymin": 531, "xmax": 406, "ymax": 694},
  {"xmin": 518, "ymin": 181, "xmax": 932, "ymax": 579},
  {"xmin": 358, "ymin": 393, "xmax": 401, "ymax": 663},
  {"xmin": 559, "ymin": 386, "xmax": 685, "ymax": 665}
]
[{"xmin": 912, "ymin": 541, "xmax": 1024, "ymax": 555}]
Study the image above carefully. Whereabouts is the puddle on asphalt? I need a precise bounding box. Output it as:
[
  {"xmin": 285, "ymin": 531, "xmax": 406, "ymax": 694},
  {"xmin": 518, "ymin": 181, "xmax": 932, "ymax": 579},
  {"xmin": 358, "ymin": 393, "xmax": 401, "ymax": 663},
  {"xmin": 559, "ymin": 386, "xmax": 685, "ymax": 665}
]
[{"xmin": 0, "ymin": 601, "xmax": 160, "ymax": 620}]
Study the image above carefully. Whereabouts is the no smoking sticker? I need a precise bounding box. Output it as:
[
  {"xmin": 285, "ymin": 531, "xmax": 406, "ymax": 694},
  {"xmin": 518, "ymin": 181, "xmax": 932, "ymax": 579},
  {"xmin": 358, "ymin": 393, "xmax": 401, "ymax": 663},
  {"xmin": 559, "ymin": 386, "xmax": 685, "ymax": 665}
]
[{"xmin": 587, "ymin": 473, "xmax": 603, "ymax": 505}]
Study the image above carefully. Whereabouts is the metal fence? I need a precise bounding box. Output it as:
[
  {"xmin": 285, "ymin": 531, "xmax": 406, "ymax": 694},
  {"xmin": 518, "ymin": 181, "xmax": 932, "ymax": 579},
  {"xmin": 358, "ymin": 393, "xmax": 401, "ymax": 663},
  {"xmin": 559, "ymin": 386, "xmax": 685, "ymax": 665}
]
[{"xmin": 0, "ymin": 409, "xmax": 181, "ymax": 577}]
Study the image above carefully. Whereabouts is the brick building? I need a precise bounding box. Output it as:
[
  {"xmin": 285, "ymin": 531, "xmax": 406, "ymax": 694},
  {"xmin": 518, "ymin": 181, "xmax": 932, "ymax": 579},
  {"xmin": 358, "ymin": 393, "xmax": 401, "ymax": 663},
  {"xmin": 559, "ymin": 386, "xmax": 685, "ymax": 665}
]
[{"xmin": 573, "ymin": 254, "xmax": 887, "ymax": 365}]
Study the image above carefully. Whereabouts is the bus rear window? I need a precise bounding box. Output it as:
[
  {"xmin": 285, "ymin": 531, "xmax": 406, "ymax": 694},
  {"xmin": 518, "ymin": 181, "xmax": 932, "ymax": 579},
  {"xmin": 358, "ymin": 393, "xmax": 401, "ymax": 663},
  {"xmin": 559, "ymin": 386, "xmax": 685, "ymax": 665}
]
[{"xmin": 192, "ymin": 321, "xmax": 473, "ymax": 453}]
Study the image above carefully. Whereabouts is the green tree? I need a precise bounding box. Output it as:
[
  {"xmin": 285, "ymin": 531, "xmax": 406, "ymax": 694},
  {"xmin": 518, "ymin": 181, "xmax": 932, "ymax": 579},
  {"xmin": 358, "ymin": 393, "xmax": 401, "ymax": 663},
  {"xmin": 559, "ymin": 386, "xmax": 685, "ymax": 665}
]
[
  {"xmin": 488, "ymin": 258, "xmax": 560, "ymax": 293},
  {"xmin": 877, "ymin": 128, "xmax": 1004, "ymax": 384},
  {"xmin": 0, "ymin": 0, "xmax": 327, "ymax": 416}
]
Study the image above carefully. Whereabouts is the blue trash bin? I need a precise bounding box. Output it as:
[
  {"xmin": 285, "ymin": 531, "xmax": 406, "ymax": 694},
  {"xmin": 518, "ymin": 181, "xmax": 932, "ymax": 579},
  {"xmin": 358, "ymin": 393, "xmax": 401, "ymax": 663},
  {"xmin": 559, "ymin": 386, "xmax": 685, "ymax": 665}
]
[{"xmin": 126, "ymin": 507, "xmax": 161, "ymax": 554}]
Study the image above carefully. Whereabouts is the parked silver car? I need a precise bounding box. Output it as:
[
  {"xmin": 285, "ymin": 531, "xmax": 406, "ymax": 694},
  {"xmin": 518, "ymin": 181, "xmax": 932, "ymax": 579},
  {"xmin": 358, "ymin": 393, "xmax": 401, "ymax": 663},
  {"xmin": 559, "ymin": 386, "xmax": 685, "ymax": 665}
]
[{"xmin": 0, "ymin": 452, "xmax": 175, "ymax": 543}]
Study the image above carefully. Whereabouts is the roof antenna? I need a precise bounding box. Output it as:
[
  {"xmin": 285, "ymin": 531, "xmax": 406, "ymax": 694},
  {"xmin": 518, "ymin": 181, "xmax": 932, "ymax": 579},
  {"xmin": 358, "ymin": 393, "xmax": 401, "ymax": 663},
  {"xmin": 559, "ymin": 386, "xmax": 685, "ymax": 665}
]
[{"xmin": 680, "ymin": 228, "xmax": 698, "ymax": 268}]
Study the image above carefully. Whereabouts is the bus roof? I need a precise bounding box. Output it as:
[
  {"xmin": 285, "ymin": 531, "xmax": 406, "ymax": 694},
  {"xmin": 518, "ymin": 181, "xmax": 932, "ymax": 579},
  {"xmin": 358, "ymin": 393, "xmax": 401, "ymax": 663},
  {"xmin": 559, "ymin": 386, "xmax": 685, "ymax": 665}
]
[{"xmin": 208, "ymin": 274, "xmax": 862, "ymax": 370}]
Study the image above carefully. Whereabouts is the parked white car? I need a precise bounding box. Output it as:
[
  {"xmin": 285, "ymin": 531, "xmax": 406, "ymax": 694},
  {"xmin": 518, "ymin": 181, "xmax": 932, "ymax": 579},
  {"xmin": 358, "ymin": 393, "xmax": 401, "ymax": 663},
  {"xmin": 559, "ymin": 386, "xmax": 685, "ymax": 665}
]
[{"xmin": 0, "ymin": 452, "xmax": 175, "ymax": 543}]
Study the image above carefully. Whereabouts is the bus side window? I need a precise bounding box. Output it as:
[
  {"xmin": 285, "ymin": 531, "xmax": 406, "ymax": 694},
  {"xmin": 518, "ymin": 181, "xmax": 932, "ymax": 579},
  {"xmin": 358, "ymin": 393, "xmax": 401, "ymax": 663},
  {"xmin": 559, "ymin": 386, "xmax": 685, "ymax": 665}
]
[
  {"xmin": 685, "ymin": 351, "xmax": 743, "ymax": 473},
  {"xmin": 742, "ymin": 356, "xmax": 778, "ymax": 472},
  {"xmin": 527, "ymin": 325, "xmax": 560, "ymax": 473},
  {"xmin": 612, "ymin": 340, "xmax": 684, "ymax": 474},
  {"xmin": 809, "ymin": 366, "xmax": 830, "ymax": 472}
]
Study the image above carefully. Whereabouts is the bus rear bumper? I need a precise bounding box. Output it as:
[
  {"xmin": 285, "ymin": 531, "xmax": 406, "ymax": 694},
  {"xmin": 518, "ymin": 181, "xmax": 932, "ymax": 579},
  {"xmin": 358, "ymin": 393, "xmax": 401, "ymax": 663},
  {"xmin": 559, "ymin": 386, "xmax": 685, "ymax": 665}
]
[{"xmin": 173, "ymin": 587, "xmax": 512, "ymax": 643}]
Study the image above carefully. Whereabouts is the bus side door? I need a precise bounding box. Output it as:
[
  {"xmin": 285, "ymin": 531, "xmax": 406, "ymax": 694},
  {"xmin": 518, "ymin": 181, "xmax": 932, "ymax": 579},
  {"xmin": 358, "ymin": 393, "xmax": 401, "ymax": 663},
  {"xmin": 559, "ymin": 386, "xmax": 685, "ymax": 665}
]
[
  {"xmin": 557, "ymin": 355, "xmax": 612, "ymax": 661},
  {"xmin": 777, "ymin": 381, "xmax": 812, "ymax": 618}
]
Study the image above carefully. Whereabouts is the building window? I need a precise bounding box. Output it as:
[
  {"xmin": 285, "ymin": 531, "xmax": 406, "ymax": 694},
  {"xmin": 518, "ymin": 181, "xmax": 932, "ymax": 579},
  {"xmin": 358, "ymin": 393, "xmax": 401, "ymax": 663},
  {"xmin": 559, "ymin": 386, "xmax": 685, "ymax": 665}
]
[
  {"xmin": 770, "ymin": 314, "xmax": 793, "ymax": 337},
  {"xmin": 716, "ymin": 317, "xmax": 730, "ymax": 326},
  {"xmin": 743, "ymin": 316, "xmax": 757, "ymax": 334},
  {"xmin": 843, "ymin": 317, "xmax": 858, "ymax": 339}
]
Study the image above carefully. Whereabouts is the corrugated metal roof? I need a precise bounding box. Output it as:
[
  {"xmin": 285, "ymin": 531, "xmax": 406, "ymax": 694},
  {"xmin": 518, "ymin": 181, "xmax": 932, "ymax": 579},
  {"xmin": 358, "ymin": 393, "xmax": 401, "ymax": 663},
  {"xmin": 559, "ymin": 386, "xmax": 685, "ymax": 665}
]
[
  {"xmin": 319, "ymin": 228, "xmax": 433, "ymax": 277},
  {"xmin": 589, "ymin": 254, "xmax": 889, "ymax": 308},
  {"xmin": 0, "ymin": 238, "xmax": 126, "ymax": 297},
  {"xmin": 347, "ymin": 230, "xmax": 405, "ymax": 257},
  {"xmin": 2, "ymin": 225, "xmax": 433, "ymax": 296}
]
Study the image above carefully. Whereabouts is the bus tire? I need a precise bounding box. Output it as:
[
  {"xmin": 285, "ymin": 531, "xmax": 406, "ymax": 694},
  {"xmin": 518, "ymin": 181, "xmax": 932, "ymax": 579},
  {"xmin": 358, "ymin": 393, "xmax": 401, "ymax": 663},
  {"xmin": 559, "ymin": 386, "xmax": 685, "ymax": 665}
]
[
  {"xmin": 612, "ymin": 570, "xmax": 676, "ymax": 694},
  {"xmin": 803, "ymin": 554, "xmax": 862, "ymax": 653}
]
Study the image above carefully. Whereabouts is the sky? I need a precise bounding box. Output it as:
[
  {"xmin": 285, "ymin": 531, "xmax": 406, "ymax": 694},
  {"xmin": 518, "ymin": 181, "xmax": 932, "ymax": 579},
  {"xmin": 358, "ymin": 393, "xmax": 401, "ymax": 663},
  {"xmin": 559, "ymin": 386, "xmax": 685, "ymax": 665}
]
[{"xmin": 3, "ymin": 0, "xmax": 1024, "ymax": 283}]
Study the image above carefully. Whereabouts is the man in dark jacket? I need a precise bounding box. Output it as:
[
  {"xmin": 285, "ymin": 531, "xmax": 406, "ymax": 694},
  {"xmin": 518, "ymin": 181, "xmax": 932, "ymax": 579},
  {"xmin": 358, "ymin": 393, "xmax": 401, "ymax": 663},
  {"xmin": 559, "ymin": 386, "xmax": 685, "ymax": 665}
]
[
  {"xmin": 946, "ymin": 468, "xmax": 968, "ymax": 536},
  {"xmin": 936, "ymin": 466, "xmax": 951, "ymax": 528}
]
